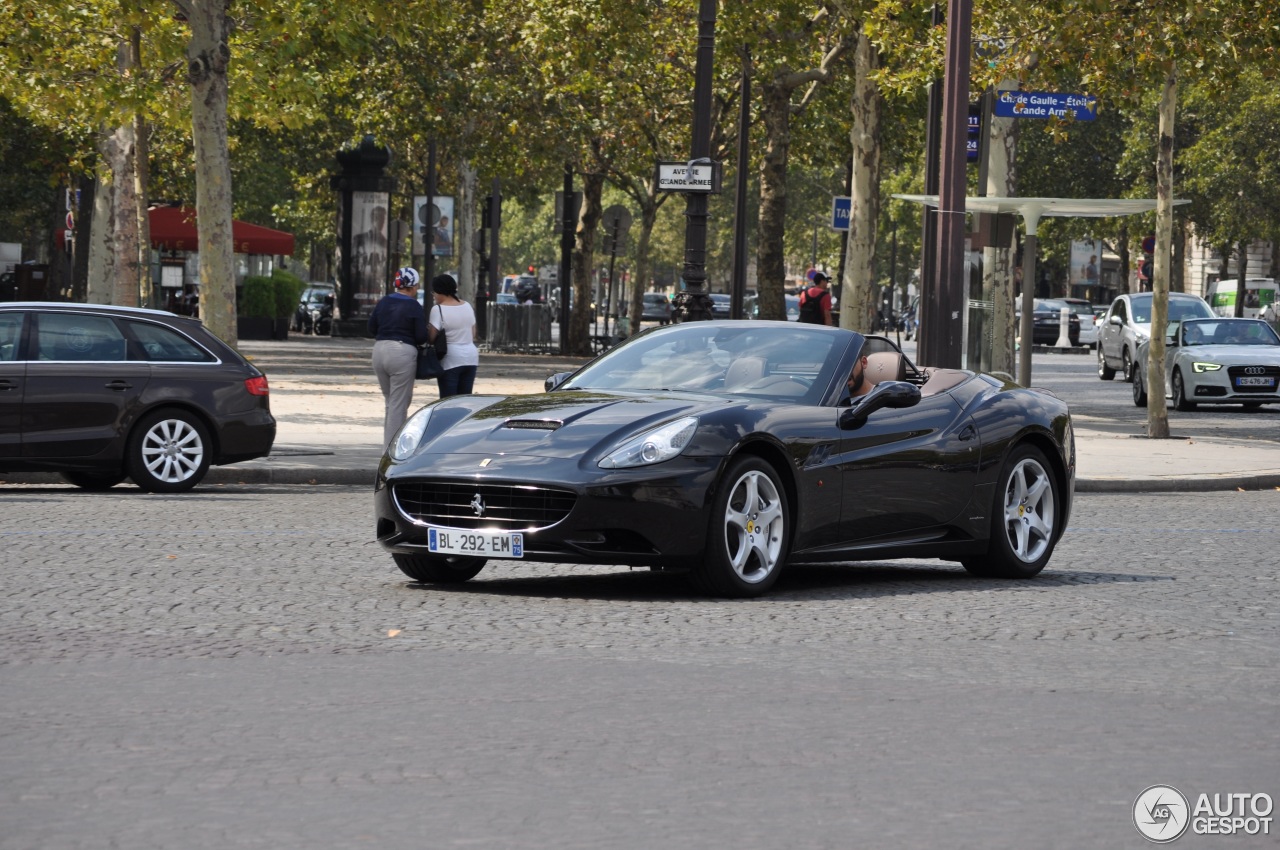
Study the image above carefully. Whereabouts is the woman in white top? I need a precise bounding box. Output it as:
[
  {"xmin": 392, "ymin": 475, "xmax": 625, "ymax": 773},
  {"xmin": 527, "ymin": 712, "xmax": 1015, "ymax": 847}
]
[{"xmin": 427, "ymin": 274, "xmax": 480, "ymax": 397}]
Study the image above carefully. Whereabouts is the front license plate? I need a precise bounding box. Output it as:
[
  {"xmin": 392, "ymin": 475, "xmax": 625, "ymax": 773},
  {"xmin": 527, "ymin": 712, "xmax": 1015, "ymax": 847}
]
[
  {"xmin": 427, "ymin": 527, "xmax": 524, "ymax": 558},
  {"xmin": 1235, "ymin": 376, "xmax": 1275, "ymax": 387}
]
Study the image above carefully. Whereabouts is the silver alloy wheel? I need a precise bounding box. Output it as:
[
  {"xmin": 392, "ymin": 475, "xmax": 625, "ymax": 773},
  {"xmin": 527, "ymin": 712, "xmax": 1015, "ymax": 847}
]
[
  {"xmin": 139, "ymin": 417, "xmax": 205, "ymax": 484},
  {"xmin": 1000, "ymin": 455, "xmax": 1055, "ymax": 564},
  {"xmin": 722, "ymin": 469, "xmax": 786, "ymax": 584}
]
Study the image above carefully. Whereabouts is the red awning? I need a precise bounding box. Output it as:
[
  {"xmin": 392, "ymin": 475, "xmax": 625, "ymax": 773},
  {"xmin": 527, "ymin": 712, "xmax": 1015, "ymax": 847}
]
[{"xmin": 148, "ymin": 206, "xmax": 295, "ymax": 255}]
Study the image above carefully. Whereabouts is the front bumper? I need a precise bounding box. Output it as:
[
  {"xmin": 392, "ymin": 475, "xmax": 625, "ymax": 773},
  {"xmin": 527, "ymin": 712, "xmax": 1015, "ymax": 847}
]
[{"xmin": 375, "ymin": 453, "xmax": 721, "ymax": 568}]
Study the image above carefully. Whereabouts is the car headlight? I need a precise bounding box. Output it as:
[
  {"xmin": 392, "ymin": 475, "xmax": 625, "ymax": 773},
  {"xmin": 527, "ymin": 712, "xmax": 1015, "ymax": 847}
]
[
  {"xmin": 1134, "ymin": 330, "xmax": 1149, "ymax": 342},
  {"xmin": 1192, "ymin": 362, "xmax": 1223, "ymax": 373},
  {"xmin": 599, "ymin": 416, "xmax": 698, "ymax": 469},
  {"xmin": 390, "ymin": 407, "xmax": 433, "ymax": 460}
]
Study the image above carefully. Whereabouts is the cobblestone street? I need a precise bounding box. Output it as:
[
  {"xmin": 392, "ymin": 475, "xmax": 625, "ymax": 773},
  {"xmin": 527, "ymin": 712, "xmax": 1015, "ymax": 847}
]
[{"xmin": 2, "ymin": 486, "xmax": 1278, "ymax": 848}]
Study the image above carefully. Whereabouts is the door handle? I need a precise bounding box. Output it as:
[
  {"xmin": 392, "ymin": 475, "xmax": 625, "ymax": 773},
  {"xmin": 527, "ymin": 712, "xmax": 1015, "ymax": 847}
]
[
  {"xmin": 105, "ymin": 380, "xmax": 133, "ymax": 391},
  {"xmin": 0, "ymin": 380, "xmax": 16, "ymax": 390},
  {"xmin": 958, "ymin": 424, "xmax": 977, "ymax": 442}
]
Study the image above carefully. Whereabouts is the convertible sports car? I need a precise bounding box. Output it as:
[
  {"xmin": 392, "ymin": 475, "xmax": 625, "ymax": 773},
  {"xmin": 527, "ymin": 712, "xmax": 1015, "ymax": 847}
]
[
  {"xmin": 375, "ymin": 322, "xmax": 1075, "ymax": 597},
  {"xmin": 1133, "ymin": 318, "xmax": 1280, "ymax": 410}
]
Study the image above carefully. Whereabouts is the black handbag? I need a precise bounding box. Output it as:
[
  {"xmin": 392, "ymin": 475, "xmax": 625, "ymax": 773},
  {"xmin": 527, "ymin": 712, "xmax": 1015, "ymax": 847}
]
[
  {"xmin": 432, "ymin": 304, "xmax": 448, "ymax": 358},
  {"xmin": 416, "ymin": 305, "xmax": 448, "ymax": 380},
  {"xmin": 416, "ymin": 344, "xmax": 443, "ymax": 379}
]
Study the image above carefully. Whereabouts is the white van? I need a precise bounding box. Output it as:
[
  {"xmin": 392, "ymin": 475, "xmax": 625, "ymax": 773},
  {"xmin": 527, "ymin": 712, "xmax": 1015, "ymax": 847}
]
[{"xmin": 1207, "ymin": 277, "xmax": 1277, "ymax": 319}]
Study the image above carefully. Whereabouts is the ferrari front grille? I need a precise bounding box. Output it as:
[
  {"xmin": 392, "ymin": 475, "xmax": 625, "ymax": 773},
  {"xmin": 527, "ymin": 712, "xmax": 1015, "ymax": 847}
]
[{"xmin": 392, "ymin": 481, "xmax": 576, "ymax": 531}]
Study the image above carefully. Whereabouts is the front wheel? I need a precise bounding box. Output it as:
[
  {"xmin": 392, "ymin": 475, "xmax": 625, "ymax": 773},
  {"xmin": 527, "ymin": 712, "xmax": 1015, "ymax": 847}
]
[
  {"xmin": 1132, "ymin": 365, "xmax": 1148, "ymax": 407},
  {"xmin": 1172, "ymin": 369, "xmax": 1197, "ymax": 411},
  {"xmin": 691, "ymin": 456, "xmax": 790, "ymax": 597},
  {"xmin": 1098, "ymin": 346, "xmax": 1116, "ymax": 380},
  {"xmin": 962, "ymin": 445, "xmax": 1059, "ymax": 579},
  {"xmin": 393, "ymin": 553, "xmax": 486, "ymax": 583},
  {"xmin": 1121, "ymin": 347, "xmax": 1134, "ymax": 382},
  {"xmin": 126, "ymin": 408, "xmax": 212, "ymax": 493}
]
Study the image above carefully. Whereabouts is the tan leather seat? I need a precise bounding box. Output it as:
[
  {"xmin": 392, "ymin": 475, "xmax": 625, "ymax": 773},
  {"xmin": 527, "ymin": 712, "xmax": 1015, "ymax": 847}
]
[
  {"xmin": 863, "ymin": 351, "xmax": 904, "ymax": 387},
  {"xmin": 724, "ymin": 355, "xmax": 766, "ymax": 390}
]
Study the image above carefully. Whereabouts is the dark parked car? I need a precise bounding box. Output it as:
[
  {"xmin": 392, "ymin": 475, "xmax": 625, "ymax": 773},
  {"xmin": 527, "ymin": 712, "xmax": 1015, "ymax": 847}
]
[
  {"xmin": 375, "ymin": 321, "xmax": 1074, "ymax": 597},
  {"xmin": 0, "ymin": 303, "xmax": 276, "ymax": 492},
  {"xmin": 640, "ymin": 292, "xmax": 672, "ymax": 325},
  {"xmin": 1028, "ymin": 299, "xmax": 1081, "ymax": 346},
  {"xmin": 708, "ymin": 293, "xmax": 732, "ymax": 318}
]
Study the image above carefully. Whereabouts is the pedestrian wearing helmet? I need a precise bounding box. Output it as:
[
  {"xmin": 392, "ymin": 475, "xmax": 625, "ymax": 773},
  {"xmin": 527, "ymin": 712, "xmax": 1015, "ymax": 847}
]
[{"xmin": 368, "ymin": 267, "xmax": 428, "ymax": 445}]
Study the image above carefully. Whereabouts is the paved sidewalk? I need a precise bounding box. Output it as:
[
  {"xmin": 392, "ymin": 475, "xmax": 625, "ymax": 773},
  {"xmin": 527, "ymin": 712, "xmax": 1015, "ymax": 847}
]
[{"xmin": 6, "ymin": 335, "xmax": 1280, "ymax": 492}]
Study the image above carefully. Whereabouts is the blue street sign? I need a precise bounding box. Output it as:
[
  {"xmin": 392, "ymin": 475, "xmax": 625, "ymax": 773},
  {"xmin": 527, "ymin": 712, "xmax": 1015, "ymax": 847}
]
[
  {"xmin": 967, "ymin": 108, "xmax": 981, "ymax": 162},
  {"xmin": 831, "ymin": 196, "xmax": 851, "ymax": 231},
  {"xmin": 994, "ymin": 90, "xmax": 1097, "ymax": 121}
]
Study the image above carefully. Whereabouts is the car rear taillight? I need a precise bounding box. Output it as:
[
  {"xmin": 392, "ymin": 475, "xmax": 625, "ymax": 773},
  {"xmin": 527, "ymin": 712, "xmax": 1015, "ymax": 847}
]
[{"xmin": 244, "ymin": 375, "xmax": 269, "ymax": 396}]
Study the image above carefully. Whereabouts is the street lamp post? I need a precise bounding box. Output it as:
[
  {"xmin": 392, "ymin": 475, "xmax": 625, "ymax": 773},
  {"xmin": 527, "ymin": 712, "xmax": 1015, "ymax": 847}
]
[{"xmin": 678, "ymin": 0, "xmax": 717, "ymax": 323}]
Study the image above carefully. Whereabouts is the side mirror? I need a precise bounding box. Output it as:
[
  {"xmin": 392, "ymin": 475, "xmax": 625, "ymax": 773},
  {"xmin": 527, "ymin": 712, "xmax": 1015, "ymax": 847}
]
[
  {"xmin": 1109, "ymin": 314, "xmax": 1123, "ymax": 326},
  {"xmin": 544, "ymin": 371, "xmax": 573, "ymax": 392},
  {"xmin": 839, "ymin": 380, "xmax": 921, "ymax": 430}
]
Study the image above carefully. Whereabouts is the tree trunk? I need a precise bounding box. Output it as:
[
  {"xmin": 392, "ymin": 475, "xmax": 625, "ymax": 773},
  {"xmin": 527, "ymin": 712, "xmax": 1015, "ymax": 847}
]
[
  {"xmin": 106, "ymin": 121, "xmax": 141, "ymax": 307},
  {"xmin": 1116, "ymin": 221, "xmax": 1130, "ymax": 293},
  {"xmin": 628, "ymin": 195, "xmax": 658, "ymax": 336},
  {"xmin": 840, "ymin": 32, "xmax": 880, "ymax": 333},
  {"xmin": 1235, "ymin": 240, "xmax": 1249, "ymax": 318},
  {"xmin": 754, "ymin": 81, "xmax": 792, "ymax": 320},
  {"xmin": 569, "ymin": 169, "xmax": 604, "ymax": 356},
  {"xmin": 86, "ymin": 165, "xmax": 114, "ymax": 305},
  {"xmin": 984, "ymin": 80, "xmax": 1018, "ymax": 377},
  {"xmin": 1146, "ymin": 64, "xmax": 1176, "ymax": 440},
  {"xmin": 131, "ymin": 25, "xmax": 152, "ymax": 308},
  {"xmin": 185, "ymin": 0, "xmax": 237, "ymax": 347},
  {"xmin": 457, "ymin": 160, "xmax": 477, "ymax": 304}
]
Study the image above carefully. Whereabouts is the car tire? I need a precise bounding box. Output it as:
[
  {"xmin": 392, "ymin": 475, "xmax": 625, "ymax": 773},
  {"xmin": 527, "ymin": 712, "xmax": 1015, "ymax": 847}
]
[
  {"xmin": 1121, "ymin": 347, "xmax": 1134, "ymax": 383},
  {"xmin": 61, "ymin": 471, "xmax": 127, "ymax": 490},
  {"xmin": 1098, "ymin": 346, "xmax": 1116, "ymax": 380},
  {"xmin": 126, "ymin": 408, "xmax": 212, "ymax": 493},
  {"xmin": 1132, "ymin": 365, "xmax": 1148, "ymax": 407},
  {"xmin": 1172, "ymin": 368, "xmax": 1197, "ymax": 411},
  {"xmin": 692, "ymin": 455, "xmax": 790, "ymax": 597},
  {"xmin": 393, "ymin": 553, "xmax": 486, "ymax": 583},
  {"xmin": 962, "ymin": 444, "xmax": 1058, "ymax": 580}
]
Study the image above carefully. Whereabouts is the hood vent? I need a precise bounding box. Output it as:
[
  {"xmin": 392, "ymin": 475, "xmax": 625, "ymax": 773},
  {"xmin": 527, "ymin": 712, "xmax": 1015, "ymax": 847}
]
[{"xmin": 503, "ymin": 419, "xmax": 563, "ymax": 431}]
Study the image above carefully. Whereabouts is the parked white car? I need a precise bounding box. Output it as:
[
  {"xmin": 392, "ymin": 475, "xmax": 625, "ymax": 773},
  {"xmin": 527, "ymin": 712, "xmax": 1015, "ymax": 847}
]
[
  {"xmin": 1132, "ymin": 318, "xmax": 1280, "ymax": 410},
  {"xmin": 1098, "ymin": 292, "xmax": 1214, "ymax": 382}
]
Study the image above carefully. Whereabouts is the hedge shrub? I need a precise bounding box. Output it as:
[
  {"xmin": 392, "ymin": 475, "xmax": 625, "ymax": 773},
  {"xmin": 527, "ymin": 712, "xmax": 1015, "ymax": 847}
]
[
  {"xmin": 238, "ymin": 275, "xmax": 276, "ymax": 318},
  {"xmin": 271, "ymin": 268, "xmax": 307, "ymax": 318}
]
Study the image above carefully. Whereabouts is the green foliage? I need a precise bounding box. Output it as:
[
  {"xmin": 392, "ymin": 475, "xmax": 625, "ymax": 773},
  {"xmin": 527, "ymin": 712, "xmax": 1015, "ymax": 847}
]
[
  {"xmin": 238, "ymin": 275, "xmax": 276, "ymax": 318},
  {"xmin": 270, "ymin": 267, "xmax": 307, "ymax": 317}
]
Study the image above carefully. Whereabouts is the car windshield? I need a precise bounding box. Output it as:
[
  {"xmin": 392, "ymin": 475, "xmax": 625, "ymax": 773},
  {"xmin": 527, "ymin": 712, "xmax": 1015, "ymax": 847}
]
[
  {"xmin": 1181, "ymin": 319, "xmax": 1280, "ymax": 346},
  {"xmin": 1062, "ymin": 300, "xmax": 1095, "ymax": 316},
  {"xmin": 1129, "ymin": 294, "xmax": 1213, "ymax": 324},
  {"xmin": 560, "ymin": 323, "xmax": 851, "ymax": 405}
]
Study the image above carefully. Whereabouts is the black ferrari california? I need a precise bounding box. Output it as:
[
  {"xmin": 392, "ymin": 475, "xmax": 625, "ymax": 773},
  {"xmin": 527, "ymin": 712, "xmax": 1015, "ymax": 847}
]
[{"xmin": 375, "ymin": 322, "xmax": 1075, "ymax": 597}]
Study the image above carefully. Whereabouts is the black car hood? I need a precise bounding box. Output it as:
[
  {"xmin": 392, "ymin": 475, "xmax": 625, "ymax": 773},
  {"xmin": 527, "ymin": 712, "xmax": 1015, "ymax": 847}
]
[{"xmin": 418, "ymin": 391, "xmax": 722, "ymax": 461}]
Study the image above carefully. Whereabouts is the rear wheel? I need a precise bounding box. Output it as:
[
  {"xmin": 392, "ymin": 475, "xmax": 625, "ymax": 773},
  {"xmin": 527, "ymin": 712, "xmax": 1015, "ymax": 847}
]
[
  {"xmin": 962, "ymin": 445, "xmax": 1059, "ymax": 579},
  {"xmin": 1098, "ymin": 346, "xmax": 1116, "ymax": 380},
  {"xmin": 61, "ymin": 471, "xmax": 127, "ymax": 490},
  {"xmin": 691, "ymin": 456, "xmax": 789, "ymax": 597},
  {"xmin": 1172, "ymin": 369, "xmax": 1197, "ymax": 411},
  {"xmin": 393, "ymin": 553, "xmax": 486, "ymax": 583},
  {"xmin": 1132, "ymin": 365, "xmax": 1148, "ymax": 407},
  {"xmin": 127, "ymin": 408, "xmax": 211, "ymax": 493}
]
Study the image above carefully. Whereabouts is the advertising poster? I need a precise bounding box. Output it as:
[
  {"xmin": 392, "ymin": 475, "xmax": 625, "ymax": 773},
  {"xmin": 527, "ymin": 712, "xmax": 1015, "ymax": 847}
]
[
  {"xmin": 413, "ymin": 196, "xmax": 455, "ymax": 258},
  {"xmin": 351, "ymin": 191, "xmax": 389, "ymax": 315},
  {"xmin": 1070, "ymin": 239, "xmax": 1102, "ymax": 296}
]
